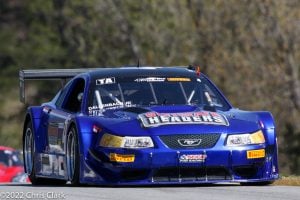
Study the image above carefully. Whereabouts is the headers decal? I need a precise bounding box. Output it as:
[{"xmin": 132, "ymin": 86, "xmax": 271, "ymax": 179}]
[{"xmin": 138, "ymin": 111, "xmax": 229, "ymax": 127}]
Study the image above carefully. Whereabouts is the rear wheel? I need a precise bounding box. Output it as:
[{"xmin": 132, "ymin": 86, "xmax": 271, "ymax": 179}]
[
  {"xmin": 24, "ymin": 120, "xmax": 66, "ymax": 185},
  {"xmin": 24, "ymin": 124, "xmax": 34, "ymax": 177},
  {"xmin": 66, "ymin": 126, "xmax": 80, "ymax": 185},
  {"xmin": 24, "ymin": 121, "xmax": 43, "ymax": 185}
]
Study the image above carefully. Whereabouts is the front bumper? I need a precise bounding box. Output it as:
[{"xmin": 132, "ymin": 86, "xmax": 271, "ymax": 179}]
[{"xmin": 82, "ymin": 145, "xmax": 278, "ymax": 185}]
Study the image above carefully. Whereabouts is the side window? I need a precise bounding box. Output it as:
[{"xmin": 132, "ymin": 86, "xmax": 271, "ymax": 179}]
[
  {"xmin": 62, "ymin": 78, "xmax": 85, "ymax": 113},
  {"xmin": 0, "ymin": 151, "xmax": 9, "ymax": 166},
  {"xmin": 55, "ymin": 81, "xmax": 72, "ymax": 108}
]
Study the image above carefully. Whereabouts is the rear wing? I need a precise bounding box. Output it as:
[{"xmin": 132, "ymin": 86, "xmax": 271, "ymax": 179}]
[{"xmin": 19, "ymin": 68, "xmax": 93, "ymax": 103}]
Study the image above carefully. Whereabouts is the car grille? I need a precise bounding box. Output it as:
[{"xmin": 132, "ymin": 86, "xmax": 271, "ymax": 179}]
[
  {"xmin": 159, "ymin": 134, "xmax": 221, "ymax": 149},
  {"xmin": 153, "ymin": 167, "xmax": 232, "ymax": 182}
]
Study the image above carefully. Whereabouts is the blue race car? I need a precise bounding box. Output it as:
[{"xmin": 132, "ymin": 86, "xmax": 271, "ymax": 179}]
[{"xmin": 19, "ymin": 66, "xmax": 279, "ymax": 185}]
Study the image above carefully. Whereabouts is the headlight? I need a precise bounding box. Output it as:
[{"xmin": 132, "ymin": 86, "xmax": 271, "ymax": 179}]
[
  {"xmin": 123, "ymin": 137, "xmax": 154, "ymax": 148},
  {"xmin": 226, "ymin": 130, "xmax": 265, "ymax": 146},
  {"xmin": 100, "ymin": 133, "xmax": 154, "ymax": 148}
]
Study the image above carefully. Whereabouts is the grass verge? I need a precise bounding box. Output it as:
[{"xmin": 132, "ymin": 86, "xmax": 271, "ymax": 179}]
[{"xmin": 273, "ymin": 176, "xmax": 300, "ymax": 186}]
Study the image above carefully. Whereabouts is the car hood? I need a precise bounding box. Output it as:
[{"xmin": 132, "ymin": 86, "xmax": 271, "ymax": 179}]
[{"xmin": 94, "ymin": 105, "xmax": 260, "ymax": 136}]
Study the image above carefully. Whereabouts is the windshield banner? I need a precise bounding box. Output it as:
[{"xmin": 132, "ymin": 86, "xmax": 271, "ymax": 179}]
[{"xmin": 138, "ymin": 111, "xmax": 229, "ymax": 127}]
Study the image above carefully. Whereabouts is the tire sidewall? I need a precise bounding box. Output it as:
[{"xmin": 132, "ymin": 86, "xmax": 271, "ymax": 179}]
[
  {"xmin": 67, "ymin": 126, "xmax": 80, "ymax": 185},
  {"xmin": 23, "ymin": 121, "xmax": 38, "ymax": 183}
]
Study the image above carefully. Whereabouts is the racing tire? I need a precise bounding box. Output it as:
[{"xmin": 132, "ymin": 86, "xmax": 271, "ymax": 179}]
[
  {"xmin": 66, "ymin": 126, "xmax": 80, "ymax": 186},
  {"xmin": 24, "ymin": 120, "xmax": 66, "ymax": 185}
]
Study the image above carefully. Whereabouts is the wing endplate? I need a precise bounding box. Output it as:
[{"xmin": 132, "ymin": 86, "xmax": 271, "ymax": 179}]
[{"xmin": 19, "ymin": 68, "xmax": 95, "ymax": 103}]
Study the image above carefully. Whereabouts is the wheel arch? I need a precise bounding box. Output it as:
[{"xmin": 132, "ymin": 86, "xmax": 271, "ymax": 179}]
[
  {"xmin": 255, "ymin": 111, "xmax": 276, "ymax": 145},
  {"xmin": 23, "ymin": 113, "xmax": 31, "ymax": 143},
  {"xmin": 23, "ymin": 106, "xmax": 47, "ymax": 153},
  {"xmin": 255, "ymin": 111, "xmax": 279, "ymax": 175},
  {"xmin": 67, "ymin": 116, "xmax": 95, "ymax": 157},
  {"xmin": 65, "ymin": 116, "xmax": 96, "ymax": 182}
]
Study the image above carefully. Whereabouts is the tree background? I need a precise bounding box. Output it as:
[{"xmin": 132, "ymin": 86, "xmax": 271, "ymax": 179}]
[{"xmin": 0, "ymin": 0, "xmax": 299, "ymax": 175}]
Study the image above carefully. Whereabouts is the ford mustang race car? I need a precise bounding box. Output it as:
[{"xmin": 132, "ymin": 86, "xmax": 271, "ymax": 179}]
[{"xmin": 19, "ymin": 66, "xmax": 278, "ymax": 185}]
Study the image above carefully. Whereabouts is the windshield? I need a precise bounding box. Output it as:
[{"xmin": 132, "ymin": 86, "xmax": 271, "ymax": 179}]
[{"xmin": 87, "ymin": 76, "xmax": 230, "ymax": 114}]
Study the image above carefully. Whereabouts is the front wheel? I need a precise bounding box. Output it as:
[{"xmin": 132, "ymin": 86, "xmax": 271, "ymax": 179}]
[{"xmin": 66, "ymin": 126, "xmax": 80, "ymax": 185}]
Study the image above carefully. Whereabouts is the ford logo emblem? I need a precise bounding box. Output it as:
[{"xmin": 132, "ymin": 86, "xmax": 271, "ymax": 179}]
[{"xmin": 178, "ymin": 139, "xmax": 202, "ymax": 146}]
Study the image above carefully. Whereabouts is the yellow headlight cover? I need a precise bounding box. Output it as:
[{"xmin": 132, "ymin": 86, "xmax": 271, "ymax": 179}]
[
  {"xmin": 249, "ymin": 130, "xmax": 265, "ymax": 144},
  {"xmin": 100, "ymin": 133, "xmax": 124, "ymax": 147}
]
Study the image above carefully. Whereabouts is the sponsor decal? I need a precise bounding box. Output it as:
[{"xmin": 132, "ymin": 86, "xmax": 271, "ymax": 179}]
[
  {"xmin": 41, "ymin": 155, "xmax": 50, "ymax": 165},
  {"xmin": 134, "ymin": 77, "xmax": 166, "ymax": 82},
  {"xmin": 167, "ymin": 77, "xmax": 191, "ymax": 82},
  {"xmin": 138, "ymin": 111, "xmax": 229, "ymax": 127},
  {"xmin": 247, "ymin": 149, "xmax": 265, "ymax": 159},
  {"xmin": 88, "ymin": 105, "xmax": 102, "ymax": 111},
  {"xmin": 179, "ymin": 154, "xmax": 207, "ymax": 163},
  {"xmin": 102, "ymin": 101, "xmax": 132, "ymax": 108},
  {"xmin": 178, "ymin": 139, "xmax": 202, "ymax": 146},
  {"xmin": 88, "ymin": 110, "xmax": 103, "ymax": 116},
  {"xmin": 96, "ymin": 77, "xmax": 116, "ymax": 85},
  {"xmin": 88, "ymin": 101, "xmax": 133, "ymax": 115},
  {"xmin": 109, "ymin": 153, "xmax": 135, "ymax": 163}
]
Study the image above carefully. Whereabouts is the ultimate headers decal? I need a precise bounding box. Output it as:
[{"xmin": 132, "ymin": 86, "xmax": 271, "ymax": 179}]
[{"xmin": 138, "ymin": 111, "xmax": 229, "ymax": 127}]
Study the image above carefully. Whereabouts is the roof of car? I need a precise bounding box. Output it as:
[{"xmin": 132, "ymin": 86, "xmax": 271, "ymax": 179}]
[
  {"xmin": 0, "ymin": 146, "xmax": 15, "ymax": 151},
  {"xmin": 87, "ymin": 67, "xmax": 199, "ymax": 79}
]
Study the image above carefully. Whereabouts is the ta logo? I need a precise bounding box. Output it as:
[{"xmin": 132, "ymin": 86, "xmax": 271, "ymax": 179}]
[{"xmin": 96, "ymin": 77, "xmax": 116, "ymax": 85}]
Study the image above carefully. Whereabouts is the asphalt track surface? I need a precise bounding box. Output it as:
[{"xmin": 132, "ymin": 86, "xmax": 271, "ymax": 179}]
[{"xmin": 0, "ymin": 183, "xmax": 299, "ymax": 200}]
